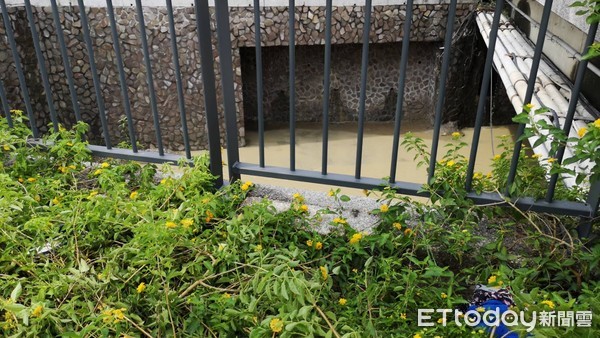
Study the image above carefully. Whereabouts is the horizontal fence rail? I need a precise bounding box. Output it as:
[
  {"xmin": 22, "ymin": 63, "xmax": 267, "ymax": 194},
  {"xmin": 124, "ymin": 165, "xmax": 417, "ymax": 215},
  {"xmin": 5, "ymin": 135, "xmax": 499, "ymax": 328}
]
[{"xmin": 0, "ymin": 0, "xmax": 598, "ymax": 237}]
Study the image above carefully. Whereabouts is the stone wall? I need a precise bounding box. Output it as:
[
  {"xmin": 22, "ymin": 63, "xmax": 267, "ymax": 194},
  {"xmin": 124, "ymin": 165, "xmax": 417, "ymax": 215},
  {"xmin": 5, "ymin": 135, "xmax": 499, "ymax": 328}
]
[{"xmin": 0, "ymin": 3, "xmax": 476, "ymax": 150}]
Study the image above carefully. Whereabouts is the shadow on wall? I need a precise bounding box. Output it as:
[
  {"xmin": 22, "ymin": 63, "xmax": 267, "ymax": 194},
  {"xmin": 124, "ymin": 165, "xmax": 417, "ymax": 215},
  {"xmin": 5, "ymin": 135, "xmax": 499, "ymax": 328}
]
[{"xmin": 240, "ymin": 42, "xmax": 440, "ymax": 129}]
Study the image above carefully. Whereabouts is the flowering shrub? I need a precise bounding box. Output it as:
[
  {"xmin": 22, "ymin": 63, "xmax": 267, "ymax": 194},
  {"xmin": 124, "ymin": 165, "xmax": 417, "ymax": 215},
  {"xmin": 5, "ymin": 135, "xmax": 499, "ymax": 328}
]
[{"xmin": 1, "ymin": 112, "xmax": 599, "ymax": 337}]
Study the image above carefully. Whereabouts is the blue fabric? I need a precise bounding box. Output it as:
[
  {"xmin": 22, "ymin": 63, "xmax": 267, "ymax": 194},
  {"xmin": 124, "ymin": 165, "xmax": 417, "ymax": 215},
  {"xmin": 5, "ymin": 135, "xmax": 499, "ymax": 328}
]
[{"xmin": 467, "ymin": 300, "xmax": 519, "ymax": 338}]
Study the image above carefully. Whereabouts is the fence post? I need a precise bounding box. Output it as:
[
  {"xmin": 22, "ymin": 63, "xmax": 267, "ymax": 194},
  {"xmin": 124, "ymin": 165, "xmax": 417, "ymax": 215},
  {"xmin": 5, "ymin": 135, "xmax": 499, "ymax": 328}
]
[
  {"xmin": 214, "ymin": 0, "xmax": 241, "ymax": 182},
  {"xmin": 578, "ymin": 181, "xmax": 600, "ymax": 238}
]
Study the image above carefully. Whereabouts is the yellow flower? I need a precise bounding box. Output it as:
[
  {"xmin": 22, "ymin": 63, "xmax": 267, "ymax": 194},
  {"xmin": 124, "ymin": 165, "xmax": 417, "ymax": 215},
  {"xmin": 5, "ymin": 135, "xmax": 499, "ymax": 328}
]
[
  {"xmin": 222, "ymin": 293, "xmax": 231, "ymax": 299},
  {"xmin": 349, "ymin": 233, "xmax": 363, "ymax": 244},
  {"xmin": 540, "ymin": 300, "xmax": 555, "ymax": 309},
  {"xmin": 452, "ymin": 131, "xmax": 462, "ymax": 138},
  {"xmin": 578, "ymin": 127, "xmax": 587, "ymax": 138},
  {"xmin": 269, "ymin": 317, "xmax": 284, "ymax": 333},
  {"xmin": 380, "ymin": 204, "xmax": 389, "ymax": 213},
  {"xmin": 473, "ymin": 172, "xmax": 483, "ymax": 179},
  {"xmin": 438, "ymin": 317, "xmax": 445, "ymax": 324},
  {"xmin": 306, "ymin": 239, "xmax": 313, "ymax": 247},
  {"xmin": 18, "ymin": 177, "xmax": 24, "ymax": 183},
  {"xmin": 205, "ymin": 210, "xmax": 214, "ymax": 222},
  {"xmin": 333, "ymin": 217, "xmax": 347, "ymax": 225},
  {"xmin": 594, "ymin": 118, "xmax": 600, "ymax": 128},
  {"xmin": 328, "ymin": 190, "xmax": 335, "ymax": 197},
  {"xmin": 547, "ymin": 157, "xmax": 557, "ymax": 164},
  {"xmin": 476, "ymin": 306, "xmax": 485, "ymax": 313},
  {"xmin": 68, "ymin": 165, "xmax": 76, "ymax": 170},
  {"xmin": 300, "ymin": 204, "xmax": 309, "ymax": 212},
  {"xmin": 352, "ymin": 268, "xmax": 358, "ymax": 273},
  {"xmin": 241, "ymin": 181, "xmax": 253, "ymax": 191},
  {"xmin": 486, "ymin": 172, "xmax": 493, "ymax": 179},
  {"xmin": 393, "ymin": 222, "xmax": 402, "ymax": 230},
  {"xmin": 130, "ymin": 191, "xmax": 138, "ymax": 199},
  {"xmin": 493, "ymin": 154, "xmax": 501, "ymax": 161},
  {"xmin": 52, "ymin": 197, "xmax": 60, "ymax": 205},
  {"xmin": 31, "ymin": 305, "xmax": 43, "ymax": 318},
  {"xmin": 136, "ymin": 282, "xmax": 146, "ymax": 293},
  {"xmin": 320, "ymin": 266, "xmax": 328, "ymax": 280},
  {"xmin": 400, "ymin": 313, "xmax": 407, "ymax": 320},
  {"xmin": 101, "ymin": 162, "xmax": 110, "ymax": 169},
  {"xmin": 27, "ymin": 177, "xmax": 36, "ymax": 182},
  {"xmin": 532, "ymin": 153, "xmax": 541, "ymax": 159},
  {"xmin": 414, "ymin": 334, "xmax": 422, "ymax": 338},
  {"xmin": 525, "ymin": 103, "xmax": 534, "ymax": 109},
  {"xmin": 339, "ymin": 298, "xmax": 347, "ymax": 305},
  {"xmin": 293, "ymin": 192, "xmax": 304, "ymax": 201},
  {"xmin": 446, "ymin": 160, "xmax": 455, "ymax": 167},
  {"xmin": 218, "ymin": 243, "xmax": 226, "ymax": 251},
  {"xmin": 166, "ymin": 221, "xmax": 177, "ymax": 229},
  {"xmin": 102, "ymin": 308, "xmax": 127, "ymax": 324},
  {"xmin": 2, "ymin": 144, "xmax": 9, "ymax": 151},
  {"xmin": 404, "ymin": 228, "xmax": 413, "ymax": 236},
  {"xmin": 315, "ymin": 241, "xmax": 323, "ymax": 250},
  {"xmin": 441, "ymin": 292, "xmax": 448, "ymax": 299},
  {"xmin": 66, "ymin": 142, "xmax": 73, "ymax": 147},
  {"xmin": 255, "ymin": 244, "xmax": 263, "ymax": 252},
  {"xmin": 88, "ymin": 191, "xmax": 98, "ymax": 199},
  {"xmin": 181, "ymin": 218, "xmax": 194, "ymax": 228},
  {"xmin": 94, "ymin": 169, "xmax": 103, "ymax": 175}
]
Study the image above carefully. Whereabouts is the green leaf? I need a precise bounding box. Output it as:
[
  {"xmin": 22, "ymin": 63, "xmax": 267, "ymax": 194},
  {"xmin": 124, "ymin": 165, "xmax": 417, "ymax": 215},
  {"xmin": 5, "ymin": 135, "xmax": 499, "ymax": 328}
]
[{"xmin": 10, "ymin": 283, "xmax": 22, "ymax": 302}]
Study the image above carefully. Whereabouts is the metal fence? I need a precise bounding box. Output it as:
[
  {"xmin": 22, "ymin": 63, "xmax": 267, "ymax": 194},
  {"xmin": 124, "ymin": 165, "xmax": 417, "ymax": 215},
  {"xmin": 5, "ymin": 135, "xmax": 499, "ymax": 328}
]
[{"xmin": 0, "ymin": 0, "xmax": 599, "ymax": 236}]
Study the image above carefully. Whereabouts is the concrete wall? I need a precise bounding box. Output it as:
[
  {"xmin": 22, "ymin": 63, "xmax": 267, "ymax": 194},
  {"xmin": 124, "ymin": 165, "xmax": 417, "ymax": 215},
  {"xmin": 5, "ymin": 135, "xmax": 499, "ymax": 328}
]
[{"xmin": 513, "ymin": 0, "xmax": 600, "ymax": 110}]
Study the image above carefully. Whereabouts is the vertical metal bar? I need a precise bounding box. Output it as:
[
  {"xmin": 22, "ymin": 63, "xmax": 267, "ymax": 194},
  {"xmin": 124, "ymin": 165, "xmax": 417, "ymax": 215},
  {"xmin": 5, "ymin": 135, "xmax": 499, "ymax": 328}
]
[
  {"xmin": 322, "ymin": 0, "xmax": 333, "ymax": 175},
  {"xmin": 0, "ymin": 0, "xmax": 38, "ymax": 137},
  {"xmin": 289, "ymin": 0, "xmax": 296, "ymax": 171},
  {"xmin": 578, "ymin": 181, "xmax": 600, "ymax": 238},
  {"xmin": 135, "ymin": 0, "xmax": 164, "ymax": 155},
  {"xmin": 50, "ymin": 0, "xmax": 82, "ymax": 123},
  {"xmin": 427, "ymin": 0, "xmax": 457, "ymax": 183},
  {"xmin": 106, "ymin": 0, "xmax": 137, "ymax": 152},
  {"xmin": 354, "ymin": 0, "xmax": 371, "ymax": 179},
  {"xmin": 195, "ymin": 0, "xmax": 224, "ymax": 186},
  {"xmin": 24, "ymin": 0, "xmax": 58, "ymax": 132},
  {"xmin": 506, "ymin": 1, "xmax": 553, "ymax": 195},
  {"xmin": 389, "ymin": 0, "xmax": 413, "ymax": 183},
  {"xmin": 215, "ymin": 0, "xmax": 241, "ymax": 182},
  {"xmin": 464, "ymin": 0, "xmax": 505, "ymax": 192},
  {"xmin": 0, "ymin": 80, "xmax": 13, "ymax": 128},
  {"xmin": 546, "ymin": 22, "xmax": 598, "ymax": 202},
  {"xmin": 253, "ymin": 0, "xmax": 265, "ymax": 167},
  {"xmin": 166, "ymin": 0, "xmax": 191, "ymax": 159},
  {"xmin": 77, "ymin": 0, "xmax": 112, "ymax": 148}
]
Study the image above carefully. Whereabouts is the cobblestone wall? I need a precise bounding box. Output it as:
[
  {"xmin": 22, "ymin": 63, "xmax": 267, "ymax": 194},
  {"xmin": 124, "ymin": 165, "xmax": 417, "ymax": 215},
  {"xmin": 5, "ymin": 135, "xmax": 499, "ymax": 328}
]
[{"xmin": 0, "ymin": 3, "xmax": 476, "ymax": 150}]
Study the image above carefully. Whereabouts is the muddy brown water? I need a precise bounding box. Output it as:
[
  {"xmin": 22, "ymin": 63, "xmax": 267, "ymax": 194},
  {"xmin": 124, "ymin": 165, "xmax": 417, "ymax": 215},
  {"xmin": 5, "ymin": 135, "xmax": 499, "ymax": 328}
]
[{"xmin": 192, "ymin": 121, "xmax": 518, "ymax": 197}]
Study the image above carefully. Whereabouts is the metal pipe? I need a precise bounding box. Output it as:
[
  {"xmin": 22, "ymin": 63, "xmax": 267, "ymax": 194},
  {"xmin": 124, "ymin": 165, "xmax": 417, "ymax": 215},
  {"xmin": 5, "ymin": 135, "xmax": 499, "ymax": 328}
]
[
  {"xmin": 253, "ymin": 0, "xmax": 265, "ymax": 167},
  {"xmin": 215, "ymin": 0, "xmax": 241, "ymax": 182},
  {"xmin": 289, "ymin": 0, "xmax": 296, "ymax": 171},
  {"xmin": 24, "ymin": 0, "xmax": 59, "ymax": 132},
  {"xmin": 0, "ymin": 80, "xmax": 13, "ymax": 128},
  {"xmin": 427, "ymin": 0, "xmax": 457, "ymax": 183},
  {"xmin": 77, "ymin": 0, "xmax": 112, "ymax": 148},
  {"xmin": 506, "ymin": 0, "xmax": 554, "ymax": 196},
  {"xmin": 0, "ymin": 0, "xmax": 38, "ymax": 137},
  {"xmin": 389, "ymin": 0, "xmax": 413, "ymax": 183},
  {"xmin": 321, "ymin": 0, "xmax": 333, "ymax": 175},
  {"xmin": 106, "ymin": 0, "xmax": 137, "ymax": 152},
  {"xmin": 195, "ymin": 0, "xmax": 224, "ymax": 186},
  {"xmin": 50, "ymin": 0, "xmax": 82, "ymax": 123},
  {"xmin": 135, "ymin": 0, "xmax": 164, "ymax": 155},
  {"xmin": 465, "ymin": 0, "xmax": 505, "ymax": 192},
  {"xmin": 355, "ymin": 0, "xmax": 372, "ymax": 179},
  {"xmin": 546, "ymin": 22, "xmax": 599, "ymax": 202},
  {"xmin": 166, "ymin": 0, "xmax": 191, "ymax": 159}
]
